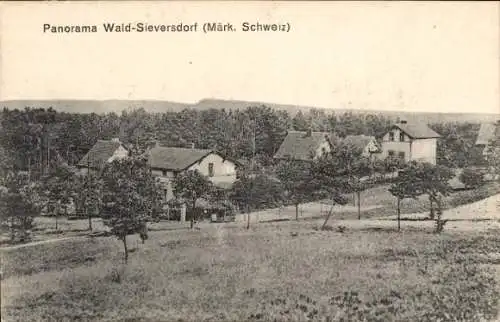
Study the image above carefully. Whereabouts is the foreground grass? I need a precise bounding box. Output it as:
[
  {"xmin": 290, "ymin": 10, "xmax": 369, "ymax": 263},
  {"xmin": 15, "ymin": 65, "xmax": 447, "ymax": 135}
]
[{"xmin": 1, "ymin": 221, "xmax": 499, "ymax": 321}]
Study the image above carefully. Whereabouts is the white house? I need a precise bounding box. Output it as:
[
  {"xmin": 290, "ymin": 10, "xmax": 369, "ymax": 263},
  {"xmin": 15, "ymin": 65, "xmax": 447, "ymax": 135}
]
[
  {"xmin": 343, "ymin": 135, "xmax": 381, "ymax": 160},
  {"xmin": 379, "ymin": 120, "xmax": 440, "ymax": 165},
  {"xmin": 76, "ymin": 138, "xmax": 128, "ymax": 174},
  {"xmin": 146, "ymin": 144, "xmax": 240, "ymax": 201}
]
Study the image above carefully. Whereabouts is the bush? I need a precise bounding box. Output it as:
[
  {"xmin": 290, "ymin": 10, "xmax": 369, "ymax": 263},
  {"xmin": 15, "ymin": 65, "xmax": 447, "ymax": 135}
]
[{"xmin": 460, "ymin": 167, "xmax": 484, "ymax": 189}]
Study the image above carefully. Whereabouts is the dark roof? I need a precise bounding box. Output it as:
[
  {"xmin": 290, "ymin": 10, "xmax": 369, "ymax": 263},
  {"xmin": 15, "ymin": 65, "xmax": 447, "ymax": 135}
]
[
  {"xmin": 78, "ymin": 140, "xmax": 124, "ymax": 168},
  {"xmin": 273, "ymin": 131, "xmax": 331, "ymax": 161},
  {"xmin": 392, "ymin": 122, "xmax": 440, "ymax": 139},
  {"xmin": 147, "ymin": 147, "xmax": 214, "ymax": 171},
  {"xmin": 343, "ymin": 135, "xmax": 379, "ymax": 151},
  {"xmin": 475, "ymin": 122, "xmax": 499, "ymax": 145}
]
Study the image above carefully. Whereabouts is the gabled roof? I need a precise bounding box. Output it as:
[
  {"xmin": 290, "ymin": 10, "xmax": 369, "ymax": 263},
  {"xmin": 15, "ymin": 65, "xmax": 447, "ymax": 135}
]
[
  {"xmin": 273, "ymin": 131, "xmax": 332, "ymax": 161},
  {"xmin": 343, "ymin": 135, "xmax": 379, "ymax": 151},
  {"xmin": 78, "ymin": 140, "xmax": 124, "ymax": 168},
  {"xmin": 147, "ymin": 146, "xmax": 222, "ymax": 171},
  {"xmin": 475, "ymin": 122, "xmax": 499, "ymax": 145},
  {"xmin": 391, "ymin": 122, "xmax": 440, "ymax": 139}
]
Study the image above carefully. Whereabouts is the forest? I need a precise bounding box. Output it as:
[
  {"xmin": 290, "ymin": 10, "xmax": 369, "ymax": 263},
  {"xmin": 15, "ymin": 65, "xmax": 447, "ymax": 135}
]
[{"xmin": 0, "ymin": 105, "xmax": 482, "ymax": 178}]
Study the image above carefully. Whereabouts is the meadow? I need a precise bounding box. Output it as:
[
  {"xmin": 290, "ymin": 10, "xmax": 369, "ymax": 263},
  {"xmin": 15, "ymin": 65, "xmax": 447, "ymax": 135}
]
[{"xmin": 1, "ymin": 219, "xmax": 499, "ymax": 322}]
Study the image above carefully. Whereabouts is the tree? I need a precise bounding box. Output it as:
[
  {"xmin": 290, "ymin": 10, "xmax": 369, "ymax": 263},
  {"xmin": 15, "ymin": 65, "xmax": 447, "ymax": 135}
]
[
  {"xmin": 172, "ymin": 170, "xmax": 214, "ymax": 229},
  {"xmin": 413, "ymin": 162, "xmax": 454, "ymax": 233},
  {"xmin": 0, "ymin": 172, "xmax": 41, "ymax": 243},
  {"xmin": 73, "ymin": 172, "xmax": 103, "ymax": 231},
  {"xmin": 101, "ymin": 157, "xmax": 163, "ymax": 262},
  {"xmin": 41, "ymin": 164, "xmax": 75, "ymax": 231},
  {"xmin": 276, "ymin": 160, "xmax": 316, "ymax": 220},
  {"xmin": 310, "ymin": 154, "xmax": 349, "ymax": 229},
  {"xmin": 459, "ymin": 167, "xmax": 484, "ymax": 189},
  {"xmin": 389, "ymin": 164, "xmax": 423, "ymax": 231},
  {"xmin": 230, "ymin": 172, "xmax": 285, "ymax": 228},
  {"xmin": 330, "ymin": 140, "xmax": 371, "ymax": 220}
]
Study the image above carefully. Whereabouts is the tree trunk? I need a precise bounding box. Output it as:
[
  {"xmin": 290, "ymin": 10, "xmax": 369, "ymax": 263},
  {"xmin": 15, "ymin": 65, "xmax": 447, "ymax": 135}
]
[
  {"xmin": 246, "ymin": 204, "xmax": 251, "ymax": 230},
  {"xmin": 88, "ymin": 209, "xmax": 93, "ymax": 231},
  {"xmin": 295, "ymin": 204, "xmax": 299, "ymax": 221},
  {"xmin": 191, "ymin": 199, "xmax": 196, "ymax": 229},
  {"xmin": 429, "ymin": 196, "xmax": 435, "ymax": 219},
  {"xmin": 357, "ymin": 190, "xmax": 361, "ymax": 220},
  {"xmin": 122, "ymin": 235, "xmax": 128, "ymax": 263},
  {"xmin": 55, "ymin": 203, "xmax": 59, "ymax": 231},
  {"xmin": 10, "ymin": 216, "xmax": 15, "ymax": 242},
  {"xmin": 397, "ymin": 197, "xmax": 401, "ymax": 232},
  {"xmin": 321, "ymin": 204, "xmax": 335, "ymax": 230}
]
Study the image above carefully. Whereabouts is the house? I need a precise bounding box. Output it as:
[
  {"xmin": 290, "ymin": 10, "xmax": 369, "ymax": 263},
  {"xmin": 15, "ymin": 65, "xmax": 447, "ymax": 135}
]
[
  {"xmin": 273, "ymin": 130, "xmax": 333, "ymax": 162},
  {"xmin": 76, "ymin": 138, "xmax": 128, "ymax": 174},
  {"xmin": 379, "ymin": 120, "xmax": 440, "ymax": 165},
  {"xmin": 146, "ymin": 144, "xmax": 240, "ymax": 201},
  {"xmin": 475, "ymin": 121, "xmax": 500, "ymax": 159},
  {"xmin": 342, "ymin": 135, "xmax": 381, "ymax": 160}
]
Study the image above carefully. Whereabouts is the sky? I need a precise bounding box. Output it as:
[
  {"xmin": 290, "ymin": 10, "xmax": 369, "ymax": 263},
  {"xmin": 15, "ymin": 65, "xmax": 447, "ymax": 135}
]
[{"xmin": 1, "ymin": 1, "xmax": 499, "ymax": 114}]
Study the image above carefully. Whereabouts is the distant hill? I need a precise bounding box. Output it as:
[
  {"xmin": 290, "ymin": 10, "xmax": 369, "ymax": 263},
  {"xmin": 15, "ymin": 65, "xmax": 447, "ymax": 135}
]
[{"xmin": 1, "ymin": 98, "xmax": 498, "ymax": 124}]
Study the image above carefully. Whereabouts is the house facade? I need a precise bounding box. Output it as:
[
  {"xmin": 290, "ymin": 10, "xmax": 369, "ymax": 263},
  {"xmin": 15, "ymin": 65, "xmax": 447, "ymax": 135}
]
[
  {"xmin": 475, "ymin": 121, "xmax": 500, "ymax": 159},
  {"xmin": 273, "ymin": 130, "xmax": 333, "ymax": 162},
  {"xmin": 343, "ymin": 135, "xmax": 381, "ymax": 160},
  {"xmin": 379, "ymin": 120, "xmax": 440, "ymax": 165},
  {"xmin": 146, "ymin": 145, "xmax": 239, "ymax": 201},
  {"xmin": 77, "ymin": 138, "xmax": 128, "ymax": 175}
]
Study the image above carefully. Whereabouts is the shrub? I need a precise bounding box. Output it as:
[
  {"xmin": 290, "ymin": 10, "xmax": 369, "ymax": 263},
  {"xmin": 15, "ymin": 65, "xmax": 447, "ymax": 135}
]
[{"xmin": 460, "ymin": 167, "xmax": 484, "ymax": 189}]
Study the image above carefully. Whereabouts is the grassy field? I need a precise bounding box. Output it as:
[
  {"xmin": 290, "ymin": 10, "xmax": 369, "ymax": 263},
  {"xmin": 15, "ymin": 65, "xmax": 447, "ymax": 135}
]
[
  {"xmin": 253, "ymin": 181, "xmax": 500, "ymax": 222},
  {"xmin": 1, "ymin": 181, "xmax": 498, "ymax": 245},
  {"xmin": 1, "ymin": 220, "xmax": 499, "ymax": 321}
]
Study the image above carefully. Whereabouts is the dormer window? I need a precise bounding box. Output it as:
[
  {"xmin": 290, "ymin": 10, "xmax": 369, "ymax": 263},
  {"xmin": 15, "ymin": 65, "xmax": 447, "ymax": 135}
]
[
  {"xmin": 399, "ymin": 132, "xmax": 405, "ymax": 142},
  {"xmin": 389, "ymin": 132, "xmax": 395, "ymax": 141}
]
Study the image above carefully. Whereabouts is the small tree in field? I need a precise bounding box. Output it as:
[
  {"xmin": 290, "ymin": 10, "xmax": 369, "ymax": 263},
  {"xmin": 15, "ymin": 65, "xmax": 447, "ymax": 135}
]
[
  {"xmin": 74, "ymin": 172, "xmax": 103, "ymax": 231},
  {"xmin": 276, "ymin": 159, "xmax": 316, "ymax": 220},
  {"xmin": 101, "ymin": 157, "xmax": 163, "ymax": 262},
  {"xmin": 172, "ymin": 170, "xmax": 213, "ymax": 229},
  {"xmin": 415, "ymin": 162, "xmax": 454, "ymax": 233},
  {"xmin": 42, "ymin": 164, "xmax": 75, "ymax": 231},
  {"xmin": 332, "ymin": 141, "xmax": 373, "ymax": 219},
  {"xmin": 230, "ymin": 172, "xmax": 284, "ymax": 229},
  {"xmin": 311, "ymin": 154, "xmax": 349, "ymax": 229},
  {"xmin": 389, "ymin": 163, "xmax": 423, "ymax": 231},
  {"xmin": 459, "ymin": 167, "xmax": 484, "ymax": 189},
  {"xmin": 0, "ymin": 172, "xmax": 41, "ymax": 243}
]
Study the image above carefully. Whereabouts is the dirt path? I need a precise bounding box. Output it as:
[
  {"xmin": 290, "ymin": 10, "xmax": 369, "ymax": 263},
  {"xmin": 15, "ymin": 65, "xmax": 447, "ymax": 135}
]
[
  {"xmin": 0, "ymin": 235, "xmax": 91, "ymax": 251},
  {"xmin": 380, "ymin": 193, "xmax": 500, "ymax": 221}
]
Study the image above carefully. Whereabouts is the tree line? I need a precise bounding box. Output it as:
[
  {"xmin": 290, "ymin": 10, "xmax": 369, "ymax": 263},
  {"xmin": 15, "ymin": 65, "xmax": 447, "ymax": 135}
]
[{"xmin": 0, "ymin": 106, "xmax": 482, "ymax": 176}]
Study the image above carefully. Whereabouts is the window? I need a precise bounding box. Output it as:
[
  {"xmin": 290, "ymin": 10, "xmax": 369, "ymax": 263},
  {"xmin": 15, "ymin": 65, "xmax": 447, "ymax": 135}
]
[
  {"xmin": 399, "ymin": 132, "xmax": 405, "ymax": 142},
  {"xmin": 208, "ymin": 163, "xmax": 214, "ymax": 177},
  {"xmin": 388, "ymin": 150, "xmax": 395, "ymax": 157},
  {"xmin": 398, "ymin": 152, "xmax": 405, "ymax": 160},
  {"xmin": 389, "ymin": 132, "xmax": 395, "ymax": 141}
]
